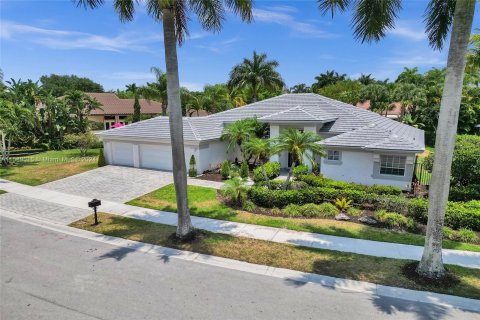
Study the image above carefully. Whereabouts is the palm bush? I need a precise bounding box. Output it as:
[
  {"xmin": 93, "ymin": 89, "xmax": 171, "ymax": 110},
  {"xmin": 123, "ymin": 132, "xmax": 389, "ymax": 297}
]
[
  {"xmin": 222, "ymin": 177, "xmax": 249, "ymax": 206},
  {"xmin": 335, "ymin": 198, "xmax": 352, "ymax": 212},
  {"xmin": 220, "ymin": 160, "xmax": 230, "ymax": 179}
]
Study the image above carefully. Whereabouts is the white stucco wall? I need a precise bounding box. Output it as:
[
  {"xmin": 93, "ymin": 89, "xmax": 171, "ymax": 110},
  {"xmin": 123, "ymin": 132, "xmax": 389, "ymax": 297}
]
[
  {"xmin": 320, "ymin": 149, "xmax": 415, "ymax": 190},
  {"xmin": 197, "ymin": 140, "xmax": 229, "ymax": 173}
]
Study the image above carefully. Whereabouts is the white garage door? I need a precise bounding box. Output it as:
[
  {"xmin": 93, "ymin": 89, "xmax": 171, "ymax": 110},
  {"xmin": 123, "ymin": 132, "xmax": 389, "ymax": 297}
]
[
  {"xmin": 139, "ymin": 144, "xmax": 173, "ymax": 171},
  {"xmin": 111, "ymin": 142, "xmax": 134, "ymax": 166}
]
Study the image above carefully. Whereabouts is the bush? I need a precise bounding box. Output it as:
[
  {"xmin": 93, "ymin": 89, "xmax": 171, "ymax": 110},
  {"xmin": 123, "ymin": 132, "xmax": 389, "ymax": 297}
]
[
  {"xmin": 443, "ymin": 227, "xmax": 455, "ymax": 240},
  {"xmin": 271, "ymin": 207, "xmax": 281, "ymax": 216},
  {"xmin": 378, "ymin": 195, "xmax": 410, "ymax": 214},
  {"xmin": 222, "ymin": 177, "xmax": 249, "ymax": 205},
  {"xmin": 449, "ymin": 185, "xmax": 480, "ymax": 201},
  {"xmin": 189, "ymin": 155, "xmax": 197, "ymax": 177},
  {"xmin": 457, "ymin": 228, "xmax": 479, "ymax": 243},
  {"xmin": 289, "ymin": 181, "xmax": 309, "ymax": 190},
  {"xmin": 241, "ymin": 200, "xmax": 256, "ymax": 212},
  {"xmin": 317, "ymin": 202, "xmax": 338, "ymax": 217},
  {"xmin": 63, "ymin": 132, "xmax": 98, "ymax": 156},
  {"xmin": 335, "ymin": 198, "xmax": 352, "ymax": 211},
  {"xmin": 284, "ymin": 204, "xmax": 302, "ymax": 217},
  {"xmin": 374, "ymin": 210, "xmax": 417, "ymax": 230},
  {"xmin": 347, "ymin": 207, "xmax": 363, "ymax": 217},
  {"xmin": 220, "ymin": 160, "xmax": 230, "ymax": 179},
  {"xmin": 298, "ymin": 203, "xmax": 322, "ymax": 218},
  {"xmin": 252, "ymin": 162, "xmax": 280, "ymax": 182},
  {"xmin": 240, "ymin": 161, "xmax": 249, "ymax": 179},
  {"xmin": 98, "ymin": 148, "xmax": 106, "ymax": 167},
  {"xmin": 293, "ymin": 164, "xmax": 309, "ymax": 178}
]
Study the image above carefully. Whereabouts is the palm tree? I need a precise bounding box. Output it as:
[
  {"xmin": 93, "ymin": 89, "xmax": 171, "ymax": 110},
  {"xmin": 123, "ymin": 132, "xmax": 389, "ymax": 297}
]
[
  {"xmin": 144, "ymin": 67, "xmax": 168, "ymax": 116},
  {"xmin": 392, "ymin": 83, "xmax": 428, "ymax": 119},
  {"xmin": 359, "ymin": 83, "xmax": 392, "ymax": 116},
  {"xmin": 272, "ymin": 128, "xmax": 325, "ymax": 190},
  {"xmin": 63, "ymin": 90, "xmax": 101, "ymax": 132},
  {"xmin": 76, "ymin": 0, "xmax": 253, "ymax": 239},
  {"xmin": 290, "ymin": 83, "xmax": 311, "ymax": 93},
  {"xmin": 228, "ymin": 51, "xmax": 284, "ymax": 103},
  {"xmin": 186, "ymin": 94, "xmax": 204, "ymax": 117},
  {"xmin": 220, "ymin": 119, "xmax": 256, "ymax": 158},
  {"xmin": 311, "ymin": 70, "xmax": 347, "ymax": 91},
  {"xmin": 125, "ymin": 83, "xmax": 141, "ymax": 122},
  {"xmin": 244, "ymin": 137, "xmax": 271, "ymax": 165},
  {"xmin": 317, "ymin": 0, "xmax": 476, "ymax": 279},
  {"xmin": 357, "ymin": 73, "xmax": 375, "ymax": 85}
]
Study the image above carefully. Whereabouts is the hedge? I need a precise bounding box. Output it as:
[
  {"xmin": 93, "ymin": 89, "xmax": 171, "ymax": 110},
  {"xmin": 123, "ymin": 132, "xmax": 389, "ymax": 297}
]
[
  {"xmin": 297, "ymin": 175, "xmax": 402, "ymax": 196},
  {"xmin": 248, "ymin": 186, "xmax": 480, "ymax": 231},
  {"xmin": 252, "ymin": 162, "xmax": 281, "ymax": 182}
]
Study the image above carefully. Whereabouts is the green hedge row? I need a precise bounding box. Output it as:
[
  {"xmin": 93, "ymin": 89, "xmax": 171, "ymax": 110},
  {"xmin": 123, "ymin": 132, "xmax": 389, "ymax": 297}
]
[
  {"xmin": 297, "ymin": 175, "xmax": 402, "ymax": 196},
  {"xmin": 248, "ymin": 187, "xmax": 480, "ymax": 230}
]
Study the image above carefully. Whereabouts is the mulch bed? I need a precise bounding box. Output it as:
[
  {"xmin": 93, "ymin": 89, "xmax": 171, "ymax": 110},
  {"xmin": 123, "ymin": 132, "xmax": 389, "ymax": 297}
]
[{"xmin": 196, "ymin": 169, "xmax": 225, "ymax": 182}]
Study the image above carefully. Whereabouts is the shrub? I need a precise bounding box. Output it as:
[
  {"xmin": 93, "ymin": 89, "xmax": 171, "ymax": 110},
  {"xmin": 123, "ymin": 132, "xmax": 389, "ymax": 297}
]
[
  {"xmin": 64, "ymin": 132, "xmax": 98, "ymax": 156},
  {"xmin": 189, "ymin": 155, "xmax": 197, "ymax": 177},
  {"xmin": 297, "ymin": 175, "xmax": 402, "ymax": 195},
  {"xmin": 347, "ymin": 207, "xmax": 363, "ymax": 217},
  {"xmin": 443, "ymin": 227, "xmax": 455, "ymax": 240},
  {"xmin": 241, "ymin": 200, "xmax": 256, "ymax": 212},
  {"xmin": 284, "ymin": 204, "xmax": 302, "ymax": 217},
  {"xmin": 240, "ymin": 161, "xmax": 249, "ymax": 179},
  {"xmin": 335, "ymin": 198, "xmax": 352, "ymax": 211},
  {"xmin": 220, "ymin": 160, "xmax": 230, "ymax": 179},
  {"xmin": 293, "ymin": 164, "xmax": 309, "ymax": 178},
  {"xmin": 449, "ymin": 185, "xmax": 480, "ymax": 201},
  {"xmin": 222, "ymin": 177, "xmax": 249, "ymax": 205},
  {"xmin": 98, "ymin": 148, "xmax": 106, "ymax": 167},
  {"xmin": 252, "ymin": 162, "xmax": 280, "ymax": 182},
  {"xmin": 289, "ymin": 181, "xmax": 309, "ymax": 190},
  {"xmin": 271, "ymin": 207, "xmax": 281, "ymax": 216},
  {"xmin": 298, "ymin": 203, "xmax": 323, "ymax": 218},
  {"xmin": 378, "ymin": 195, "xmax": 410, "ymax": 214},
  {"xmin": 457, "ymin": 228, "xmax": 479, "ymax": 243},
  {"xmin": 317, "ymin": 202, "xmax": 338, "ymax": 217},
  {"xmin": 374, "ymin": 210, "xmax": 417, "ymax": 230}
]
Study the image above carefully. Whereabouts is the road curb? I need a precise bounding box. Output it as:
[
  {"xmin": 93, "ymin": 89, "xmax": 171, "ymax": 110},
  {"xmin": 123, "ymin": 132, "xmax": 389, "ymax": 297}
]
[{"xmin": 1, "ymin": 209, "xmax": 479, "ymax": 313}]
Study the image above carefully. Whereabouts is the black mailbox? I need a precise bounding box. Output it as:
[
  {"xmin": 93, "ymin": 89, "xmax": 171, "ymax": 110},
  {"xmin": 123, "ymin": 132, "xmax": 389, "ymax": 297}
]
[{"xmin": 88, "ymin": 199, "xmax": 101, "ymax": 208}]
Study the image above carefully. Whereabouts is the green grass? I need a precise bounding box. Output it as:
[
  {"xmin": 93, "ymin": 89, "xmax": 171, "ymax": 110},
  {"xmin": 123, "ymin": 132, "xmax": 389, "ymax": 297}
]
[
  {"xmin": 0, "ymin": 148, "xmax": 99, "ymax": 186},
  {"xmin": 0, "ymin": 190, "xmax": 6, "ymax": 195},
  {"xmin": 127, "ymin": 184, "xmax": 480, "ymax": 252},
  {"xmin": 71, "ymin": 213, "xmax": 480, "ymax": 300}
]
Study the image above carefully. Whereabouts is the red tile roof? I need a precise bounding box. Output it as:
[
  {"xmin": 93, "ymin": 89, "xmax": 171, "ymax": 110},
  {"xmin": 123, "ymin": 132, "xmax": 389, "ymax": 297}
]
[
  {"xmin": 86, "ymin": 92, "xmax": 163, "ymax": 115},
  {"xmin": 356, "ymin": 100, "xmax": 402, "ymax": 115}
]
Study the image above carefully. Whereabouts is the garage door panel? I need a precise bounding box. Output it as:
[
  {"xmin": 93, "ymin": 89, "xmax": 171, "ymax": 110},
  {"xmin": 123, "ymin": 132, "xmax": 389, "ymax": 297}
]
[
  {"xmin": 112, "ymin": 142, "xmax": 134, "ymax": 166},
  {"xmin": 140, "ymin": 144, "xmax": 173, "ymax": 171}
]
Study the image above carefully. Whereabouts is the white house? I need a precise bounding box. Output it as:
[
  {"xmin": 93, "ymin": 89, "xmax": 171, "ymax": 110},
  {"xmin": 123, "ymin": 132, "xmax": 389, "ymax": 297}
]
[{"xmin": 97, "ymin": 93, "xmax": 425, "ymax": 190}]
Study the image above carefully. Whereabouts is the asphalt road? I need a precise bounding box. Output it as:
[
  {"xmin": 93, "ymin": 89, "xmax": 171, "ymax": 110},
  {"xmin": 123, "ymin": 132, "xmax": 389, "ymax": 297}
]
[{"xmin": 1, "ymin": 216, "xmax": 478, "ymax": 320}]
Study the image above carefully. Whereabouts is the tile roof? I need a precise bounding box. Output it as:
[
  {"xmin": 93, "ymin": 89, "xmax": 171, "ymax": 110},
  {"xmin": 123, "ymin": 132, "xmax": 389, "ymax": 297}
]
[
  {"xmin": 86, "ymin": 92, "xmax": 163, "ymax": 115},
  {"xmin": 98, "ymin": 93, "xmax": 424, "ymax": 152}
]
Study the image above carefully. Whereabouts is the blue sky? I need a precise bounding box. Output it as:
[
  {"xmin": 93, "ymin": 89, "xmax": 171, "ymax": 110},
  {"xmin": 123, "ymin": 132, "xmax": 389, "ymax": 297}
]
[{"xmin": 1, "ymin": 1, "xmax": 479, "ymax": 91}]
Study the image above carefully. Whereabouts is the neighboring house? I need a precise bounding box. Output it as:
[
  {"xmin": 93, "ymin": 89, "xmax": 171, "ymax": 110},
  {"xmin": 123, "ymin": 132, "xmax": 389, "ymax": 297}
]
[
  {"xmin": 356, "ymin": 100, "xmax": 403, "ymax": 120},
  {"xmin": 86, "ymin": 92, "xmax": 163, "ymax": 129},
  {"xmin": 97, "ymin": 93, "xmax": 424, "ymax": 190}
]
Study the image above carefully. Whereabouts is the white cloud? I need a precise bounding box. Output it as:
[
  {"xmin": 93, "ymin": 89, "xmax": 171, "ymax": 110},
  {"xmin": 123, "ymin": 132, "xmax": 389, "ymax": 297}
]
[
  {"xmin": 253, "ymin": 8, "xmax": 335, "ymax": 39},
  {"xmin": 196, "ymin": 37, "xmax": 240, "ymax": 53},
  {"xmin": 103, "ymin": 72, "xmax": 156, "ymax": 81},
  {"xmin": 1, "ymin": 20, "xmax": 201, "ymax": 53},
  {"xmin": 388, "ymin": 55, "xmax": 445, "ymax": 66},
  {"xmin": 389, "ymin": 22, "xmax": 426, "ymax": 41},
  {"xmin": 181, "ymin": 82, "xmax": 204, "ymax": 91}
]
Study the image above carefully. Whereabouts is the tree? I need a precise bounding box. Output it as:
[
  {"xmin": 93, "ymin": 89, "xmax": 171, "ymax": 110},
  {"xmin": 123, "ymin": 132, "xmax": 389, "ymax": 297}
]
[
  {"xmin": 228, "ymin": 51, "xmax": 284, "ymax": 102},
  {"xmin": 186, "ymin": 94, "xmax": 205, "ymax": 117},
  {"xmin": 221, "ymin": 119, "xmax": 256, "ymax": 158},
  {"xmin": 317, "ymin": 0, "xmax": 476, "ymax": 279},
  {"xmin": 290, "ymin": 83, "xmax": 311, "ymax": 93},
  {"xmin": 357, "ymin": 73, "xmax": 376, "ymax": 85},
  {"xmin": 359, "ymin": 83, "xmax": 392, "ymax": 116},
  {"xmin": 392, "ymin": 83, "xmax": 427, "ymax": 119},
  {"xmin": 126, "ymin": 83, "xmax": 141, "ymax": 122},
  {"xmin": 318, "ymin": 79, "xmax": 363, "ymax": 104},
  {"xmin": 272, "ymin": 128, "xmax": 324, "ymax": 190},
  {"xmin": 202, "ymin": 84, "xmax": 233, "ymax": 113},
  {"xmin": 62, "ymin": 90, "xmax": 101, "ymax": 133},
  {"xmin": 311, "ymin": 70, "xmax": 347, "ymax": 91},
  {"xmin": 40, "ymin": 74, "xmax": 104, "ymax": 97},
  {"xmin": 76, "ymin": 0, "xmax": 253, "ymax": 239},
  {"xmin": 143, "ymin": 67, "xmax": 168, "ymax": 116},
  {"xmin": 395, "ymin": 67, "xmax": 425, "ymax": 86},
  {"xmin": 244, "ymin": 137, "xmax": 271, "ymax": 165}
]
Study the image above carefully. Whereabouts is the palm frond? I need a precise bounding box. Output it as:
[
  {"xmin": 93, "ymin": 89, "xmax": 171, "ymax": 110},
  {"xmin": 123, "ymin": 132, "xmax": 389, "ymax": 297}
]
[
  {"xmin": 423, "ymin": 0, "xmax": 456, "ymax": 50},
  {"xmin": 225, "ymin": 0, "xmax": 253, "ymax": 22},
  {"xmin": 74, "ymin": 0, "xmax": 105, "ymax": 9},
  {"xmin": 114, "ymin": 0, "xmax": 135, "ymax": 21},
  {"xmin": 317, "ymin": 0, "xmax": 351, "ymax": 17},
  {"xmin": 189, "ymin": 0, "xmax": 224, "ymax": 32},
  {"xmin": 352, "ymin": 0, "xmax": 402, "ymax": 43}
]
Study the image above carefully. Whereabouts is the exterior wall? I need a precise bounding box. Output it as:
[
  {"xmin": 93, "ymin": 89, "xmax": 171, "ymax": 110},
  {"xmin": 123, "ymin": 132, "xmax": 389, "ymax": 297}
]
[
  {"xmin": 320, "ymin": 149, "xmax": 415, "ymax": 190},
  {"xmin": 88, "ymin": 115, "xmax": 104, "ymax": 122},
  {"xmin": 197, "ymin": 140, "xmax": 229, "ymax": 173}
]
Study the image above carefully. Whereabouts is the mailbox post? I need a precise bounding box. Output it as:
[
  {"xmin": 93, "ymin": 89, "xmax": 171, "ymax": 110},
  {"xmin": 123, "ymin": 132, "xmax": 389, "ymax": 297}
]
[{"xmin": 88, "ymin": 199, "xmax": 102, "ymax": 225}]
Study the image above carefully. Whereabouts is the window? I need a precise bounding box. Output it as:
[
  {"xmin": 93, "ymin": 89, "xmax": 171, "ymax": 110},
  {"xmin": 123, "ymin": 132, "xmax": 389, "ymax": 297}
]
[
  {"xmin": 380, "ymin": 155, "xmax": 406, "ymax": 176},
  {"xmin": 327, "ymin": 150, "xmax": 340, "ymax": 161}
]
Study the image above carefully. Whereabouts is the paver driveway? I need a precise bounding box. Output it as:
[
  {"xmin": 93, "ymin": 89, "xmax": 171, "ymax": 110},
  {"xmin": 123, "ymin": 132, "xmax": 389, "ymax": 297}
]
[
  {"xmin": 39, "ymin": 165, "xmax": 174, "ymax": 202},
  {"xmin": 39, "ymin": 165, "xmax": 224, "ymax": 203}
]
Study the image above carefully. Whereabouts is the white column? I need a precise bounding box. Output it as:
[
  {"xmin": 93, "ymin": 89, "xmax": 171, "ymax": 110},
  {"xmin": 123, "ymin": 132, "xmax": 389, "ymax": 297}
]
[
  {"xmin": 303, "ymin": 125, "xmax": 317, "ymax": 171},
  {"xmin": 133, "ymin": 144, "xmax": 140, "ymax": 168},
  {"xmin": 269, "ymin": 124, "xmax": 280, "ymax": 163}
]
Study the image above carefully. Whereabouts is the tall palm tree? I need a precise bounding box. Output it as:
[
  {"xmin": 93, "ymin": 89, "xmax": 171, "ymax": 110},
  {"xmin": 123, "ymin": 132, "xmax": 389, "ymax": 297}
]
[
  {"xmin": 144, "ymin": 66, "xmax": 168, "ymax": 116},
  {"xmin": 228, "ymin": 51, "xmax": 284, "ymax": 103},
  {"xmin": 311, "ymin": 70, "xmax": 347, "ymax": 91},
  {"xmin": 272, "ymin": 128, "xmax": 325, "ymax": 190},
  {"xmin": 125, "ymin": 83, "xmax": 141, "ymax": 122},
  {"xmin": 76, "ymin": 0, "xmax": 253, "ymax": 239},
  {"xmin": 317, "ymin": 0, "xmax": 476, "ymax": 279}
]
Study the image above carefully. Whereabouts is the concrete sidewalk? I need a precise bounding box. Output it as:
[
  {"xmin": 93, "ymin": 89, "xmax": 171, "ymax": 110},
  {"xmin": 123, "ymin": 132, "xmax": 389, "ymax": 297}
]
[{"xmin": 1, "ymin": 178, "xmax": 479, "ymax": 269}]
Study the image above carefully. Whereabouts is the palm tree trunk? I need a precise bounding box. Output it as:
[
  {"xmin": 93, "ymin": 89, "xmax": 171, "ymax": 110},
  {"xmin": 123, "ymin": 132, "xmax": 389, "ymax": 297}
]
[
  {"xmin": 283, "ymin": 161, "xmax": 295, "ymax": 190},
  {"xmin": 162, "ymin": 8, "xmax": 193, "ymax": 239},
  {"xmin": 417, "ymin": 0, "xmax": 475, "ymax": 279},
  {"xmin": 162, "ymin": 105, "xmax": 167, "ymax": 116},
  {"xmin": 252, "ymin": 84, "xmax": 258, "ymax": 102}
]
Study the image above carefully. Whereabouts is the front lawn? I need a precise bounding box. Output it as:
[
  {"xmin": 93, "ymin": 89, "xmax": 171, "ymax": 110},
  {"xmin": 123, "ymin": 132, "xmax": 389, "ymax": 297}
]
[
  {"xmin": 71, "ymin": 213, "xmax": 480, "ymax": 300},
  {"xmin": 127, "ymin": 184, "xmax": 480, "ymax": 252},
  {"xmin": 0, "ymin": 149, "xmax": 99, "ymax": 185}
]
